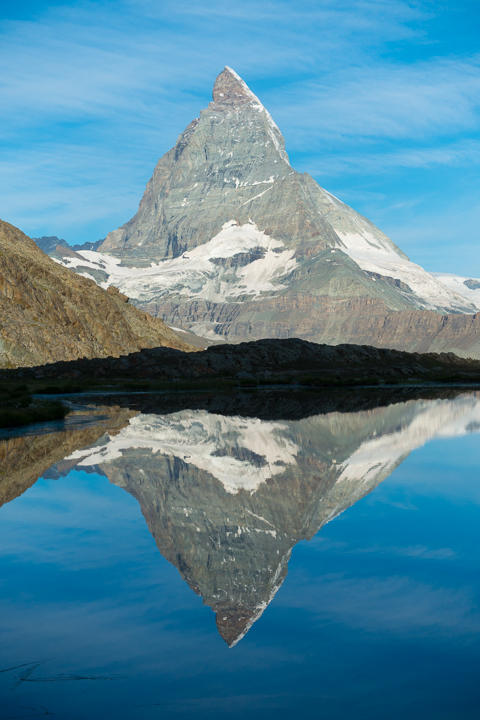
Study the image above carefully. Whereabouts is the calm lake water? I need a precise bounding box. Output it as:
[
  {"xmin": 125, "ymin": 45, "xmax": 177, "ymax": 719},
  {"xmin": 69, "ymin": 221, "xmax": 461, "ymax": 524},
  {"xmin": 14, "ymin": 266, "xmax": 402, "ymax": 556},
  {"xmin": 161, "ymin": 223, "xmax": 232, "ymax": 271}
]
[{"xmin": 0, "ymin": 390, "xmax": 479, "ymax": 719}]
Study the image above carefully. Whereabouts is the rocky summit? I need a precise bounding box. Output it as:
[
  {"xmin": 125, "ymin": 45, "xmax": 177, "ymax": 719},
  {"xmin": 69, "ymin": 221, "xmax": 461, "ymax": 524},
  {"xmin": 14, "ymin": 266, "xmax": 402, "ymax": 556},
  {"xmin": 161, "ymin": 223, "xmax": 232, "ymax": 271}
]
[
  {"xmin": 51, "ymin": 67, "xmax": 480, "ymax": 357},
  {"xmin": 0, "ymin": 220, "xmax": 194, "ymax": 368}
]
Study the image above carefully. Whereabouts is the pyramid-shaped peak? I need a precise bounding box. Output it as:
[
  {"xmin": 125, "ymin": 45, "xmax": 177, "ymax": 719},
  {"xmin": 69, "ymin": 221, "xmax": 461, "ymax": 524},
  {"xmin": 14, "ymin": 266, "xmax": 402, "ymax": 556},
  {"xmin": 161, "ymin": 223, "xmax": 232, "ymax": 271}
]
[{"xmin": 212, "ymin": 66, "xmax": 262, "ymax": 109}]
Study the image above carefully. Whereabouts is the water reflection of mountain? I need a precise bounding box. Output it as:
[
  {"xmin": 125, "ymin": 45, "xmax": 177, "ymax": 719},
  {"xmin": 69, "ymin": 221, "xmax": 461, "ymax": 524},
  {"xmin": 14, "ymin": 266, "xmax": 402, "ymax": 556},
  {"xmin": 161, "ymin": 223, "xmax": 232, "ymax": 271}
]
[{"xmin": 61, "ymin": 393, "xmax": 480, "ymax": 646}]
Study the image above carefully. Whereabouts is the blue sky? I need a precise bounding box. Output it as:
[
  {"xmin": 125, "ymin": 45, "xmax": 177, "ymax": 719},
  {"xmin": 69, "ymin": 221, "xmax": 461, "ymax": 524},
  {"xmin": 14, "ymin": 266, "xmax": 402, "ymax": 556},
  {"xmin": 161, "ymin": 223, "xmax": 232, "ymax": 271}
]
[{"xmin": 0, "ymin": 0, "xmax": 479, "ymax": 275}]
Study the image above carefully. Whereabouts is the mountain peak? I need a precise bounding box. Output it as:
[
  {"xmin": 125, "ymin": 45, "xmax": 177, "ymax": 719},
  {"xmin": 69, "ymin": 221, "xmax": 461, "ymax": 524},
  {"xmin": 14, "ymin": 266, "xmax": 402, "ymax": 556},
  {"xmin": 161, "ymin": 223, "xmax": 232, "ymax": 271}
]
[{"xmin": 212, "ymin": 66, "xmax": 261, "ymax": 109}]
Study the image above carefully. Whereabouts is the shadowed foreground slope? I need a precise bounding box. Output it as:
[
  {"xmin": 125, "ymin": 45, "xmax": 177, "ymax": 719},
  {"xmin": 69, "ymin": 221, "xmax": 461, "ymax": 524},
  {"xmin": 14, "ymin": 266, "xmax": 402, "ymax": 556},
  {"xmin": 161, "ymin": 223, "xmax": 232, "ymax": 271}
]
[
  {"xmin": 0, "ymin": 220, "xmax": 194, "ymax": 368},
  {"xmin": 2, "ymin": 337, "xmax": 480, "ymax": 385}
]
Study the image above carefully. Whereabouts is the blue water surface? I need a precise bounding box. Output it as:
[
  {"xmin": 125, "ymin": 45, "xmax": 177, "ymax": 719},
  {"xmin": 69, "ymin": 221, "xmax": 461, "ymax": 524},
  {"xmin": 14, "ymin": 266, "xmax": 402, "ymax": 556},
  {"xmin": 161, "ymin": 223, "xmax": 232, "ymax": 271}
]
[{"xmin": 0, "ymin": 430, "xmax": 479, "ymax": 719}]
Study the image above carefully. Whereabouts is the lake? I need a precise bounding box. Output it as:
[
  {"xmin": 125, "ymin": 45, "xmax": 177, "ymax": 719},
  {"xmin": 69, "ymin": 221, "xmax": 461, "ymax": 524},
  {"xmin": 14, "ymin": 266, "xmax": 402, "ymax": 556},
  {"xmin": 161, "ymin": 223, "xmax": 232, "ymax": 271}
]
[{"xmin": 0, "ymin": 389, "xmax": 479, "ymax": 719}]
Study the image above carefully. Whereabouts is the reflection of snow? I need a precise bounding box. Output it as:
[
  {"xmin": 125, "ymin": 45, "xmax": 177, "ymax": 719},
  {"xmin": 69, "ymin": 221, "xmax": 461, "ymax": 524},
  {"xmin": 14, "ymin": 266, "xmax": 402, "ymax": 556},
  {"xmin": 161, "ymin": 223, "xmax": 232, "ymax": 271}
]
[
  {"xmin": 67, "ymin": 411, "xmax": 299, "ymax": 494},
  {"xmin": 337, "ymin": 394, "xmax": 480, "ymax": 487},
  {"xmin": 66, "ymin": 395, "xmax": 480, "ymax": 499}
]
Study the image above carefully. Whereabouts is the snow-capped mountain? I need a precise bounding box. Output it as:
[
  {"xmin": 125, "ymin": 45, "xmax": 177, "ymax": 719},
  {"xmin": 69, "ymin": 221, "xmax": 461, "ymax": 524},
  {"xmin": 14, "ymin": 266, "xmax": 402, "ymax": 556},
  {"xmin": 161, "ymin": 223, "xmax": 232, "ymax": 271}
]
[
  {"xmin": 49, "ymin": 67, "xmax": 480, "ymax": 354},
  {"xmin": 65, "ymin": 393, "xmax": 480, "ymax": 646}
]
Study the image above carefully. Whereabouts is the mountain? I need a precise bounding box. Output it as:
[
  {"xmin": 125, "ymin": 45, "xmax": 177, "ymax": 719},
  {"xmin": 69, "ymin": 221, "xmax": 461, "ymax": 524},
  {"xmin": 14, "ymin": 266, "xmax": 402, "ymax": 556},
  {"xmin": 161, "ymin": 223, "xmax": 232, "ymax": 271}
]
[
  {"xmin": 32, "ymin": 236, "xmax": 104, "ymax": 254},
  {"xmin": 0, "ymin": 219, "xmax": 194, "ymax": 368},
  {"xmin": 32, "ymin": 235, "xmax": 70, "ymax": 254},
  {"xmin": 61, "ymin": 393, "xmax": 480, "ymax": 646},
  {"xmin": 50, "ymin": 67, "xmax": 480, "ymax": 357},
  {"xmin": 71, "ymin": 239, "xmax": 104, "ymax": 252}
]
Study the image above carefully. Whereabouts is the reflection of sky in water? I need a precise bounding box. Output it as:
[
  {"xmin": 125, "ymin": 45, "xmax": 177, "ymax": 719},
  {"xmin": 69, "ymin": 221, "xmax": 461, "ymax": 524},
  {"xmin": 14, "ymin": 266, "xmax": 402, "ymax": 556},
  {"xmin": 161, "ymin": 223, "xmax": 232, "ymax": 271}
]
[{"xmin": 0, "ymin": 421, "xmax": 479, "ymax": 718}]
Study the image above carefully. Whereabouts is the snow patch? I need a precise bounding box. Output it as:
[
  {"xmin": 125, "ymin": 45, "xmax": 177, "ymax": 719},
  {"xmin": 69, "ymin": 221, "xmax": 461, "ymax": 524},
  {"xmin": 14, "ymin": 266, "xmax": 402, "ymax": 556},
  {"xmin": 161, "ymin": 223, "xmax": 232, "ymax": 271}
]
[
  {"xmin": 335, "ymin": 229, "xmax": 476, "ymax": 313},
  {"xmin": 336, "ymin": 395, "xmax": 480, "ymax": 487},
  {"xmin": 431, "ymin": 272, "xmax": 480, "ymax": 311},
  {"xmin": 75, "ymin": 222, "xmax": 296, "ymax": 305},
  {"xmin": 242, "ymin": 186, "xmax": 272, "ymax": 205}
]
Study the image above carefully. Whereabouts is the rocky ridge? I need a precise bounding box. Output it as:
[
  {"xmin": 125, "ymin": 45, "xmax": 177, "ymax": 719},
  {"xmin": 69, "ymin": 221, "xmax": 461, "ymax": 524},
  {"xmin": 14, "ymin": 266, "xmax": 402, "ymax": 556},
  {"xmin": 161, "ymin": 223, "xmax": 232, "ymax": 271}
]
[
  {"xmin": 32, "ymin": 236, "xmax": 103, "ymax": 254},
  {"xmin": 1, "ymin": 337, "xmax": 479, "ymax": 384},
  {"xmin": 0, "ymin": 338, "xmax": 480, "ymax": 388},
  {"xmin": 0, "ymin": 220, "xmax": 194, "ymax": 368}
]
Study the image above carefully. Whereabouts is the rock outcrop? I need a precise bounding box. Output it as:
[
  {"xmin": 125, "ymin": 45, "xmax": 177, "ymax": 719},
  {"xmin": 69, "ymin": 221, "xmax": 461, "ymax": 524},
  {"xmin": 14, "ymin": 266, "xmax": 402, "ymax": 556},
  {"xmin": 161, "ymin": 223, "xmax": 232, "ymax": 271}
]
[
  {"xmin": 31, "ymin": 235, "xmax": 70, "ymax": 254},
  {"xmin": 0, "ymin": 220, "xmax": 195, "ymax": 368},
  {"xmin": 2, "ymin": 337, "xmax": 479, "ymax": 384},
  {"xmin": 50, "ymin": 67, "xmax": 480, "ymax": 357}
]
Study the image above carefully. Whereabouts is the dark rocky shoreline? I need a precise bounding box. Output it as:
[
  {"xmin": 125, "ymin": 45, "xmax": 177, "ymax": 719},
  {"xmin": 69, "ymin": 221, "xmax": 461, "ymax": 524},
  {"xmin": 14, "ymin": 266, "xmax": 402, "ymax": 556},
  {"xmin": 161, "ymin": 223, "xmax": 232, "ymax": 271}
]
[{"xmin": 2, "ymin": 338, "xmax": 480, "ymax": 387}]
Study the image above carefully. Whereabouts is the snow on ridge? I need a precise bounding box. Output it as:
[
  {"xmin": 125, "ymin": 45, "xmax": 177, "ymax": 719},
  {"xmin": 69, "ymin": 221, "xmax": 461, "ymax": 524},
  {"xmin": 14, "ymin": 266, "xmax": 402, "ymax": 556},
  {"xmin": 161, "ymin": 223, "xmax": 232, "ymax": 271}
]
[
  {"xmin": 58, "ymin": 222, "xmax": 297, "ymax": 305},
  {"xmin": 431, "ymin": 272, "xmax": 480, "ymax": 311},
  {"xmin": 321, "ymin": 188, "xmax": 344, "ymax": 206},
  {"xmin": 224, "ymin": 66, "xmax": 261, "ymax": 105},
  {"xmin": 228, "ymin": 551, "xmax": 290, "ymax": 647},
  {"xmin": 260, "ymin": 107, "xmax": 289, "ymax": 163},
  {"xmin": 222, "ymin": 67, "xmax": 289, "ymax": 164},
  {"xmin": 335, "ymin": 229, "xmax": 477, "ymax": 313},
  {"xmin": 316, "ymin": 394, "xmax": 480, "ymax": 529}
]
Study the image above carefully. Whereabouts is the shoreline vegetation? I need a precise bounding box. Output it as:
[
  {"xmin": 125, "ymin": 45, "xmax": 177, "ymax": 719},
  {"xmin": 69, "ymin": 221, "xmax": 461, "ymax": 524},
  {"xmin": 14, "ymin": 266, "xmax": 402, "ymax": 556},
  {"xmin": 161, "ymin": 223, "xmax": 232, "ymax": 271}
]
[{"xmin": 0, "ymin": 385, "xmax": 69, "ymax": 429}]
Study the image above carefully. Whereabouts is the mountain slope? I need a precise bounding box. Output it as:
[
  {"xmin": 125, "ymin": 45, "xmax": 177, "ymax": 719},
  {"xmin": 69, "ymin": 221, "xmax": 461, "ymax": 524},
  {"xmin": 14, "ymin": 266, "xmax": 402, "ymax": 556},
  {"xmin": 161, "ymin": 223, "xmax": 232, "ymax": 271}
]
[
  {"xmin": 0, "ymin": 220, "xmax": 194, "ymax": 368},
  {"xmin": 52, "ymin": 67, "xmax": 479, "ymax": 355}
]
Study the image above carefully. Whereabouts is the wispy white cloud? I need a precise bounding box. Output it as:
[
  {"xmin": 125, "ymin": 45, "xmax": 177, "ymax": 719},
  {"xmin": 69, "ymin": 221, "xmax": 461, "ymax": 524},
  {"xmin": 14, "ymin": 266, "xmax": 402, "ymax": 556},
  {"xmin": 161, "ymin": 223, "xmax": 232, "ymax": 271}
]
[
  {"xmin": 275, "ymin": 57, "xmax": 480, "ymax": 147},
  {"xmin": 300, "ymin": 139, "xmax": 480, "ymax": 177}
]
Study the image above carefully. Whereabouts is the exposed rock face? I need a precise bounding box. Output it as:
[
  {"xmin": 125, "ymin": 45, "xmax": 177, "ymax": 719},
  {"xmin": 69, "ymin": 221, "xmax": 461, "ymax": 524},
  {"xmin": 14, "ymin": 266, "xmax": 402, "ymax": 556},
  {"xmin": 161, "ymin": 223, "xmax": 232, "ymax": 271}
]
[
  {"xmin": 51, "ymin": 67, "xmax": 480, "ymax": 356},
  {"xmin": 63, "ymin": 393, "xmax": 480, "ymax": 645},
  {"xmin": 0, "ymin": 220, "xmax": 194, "ymax": 368}
]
